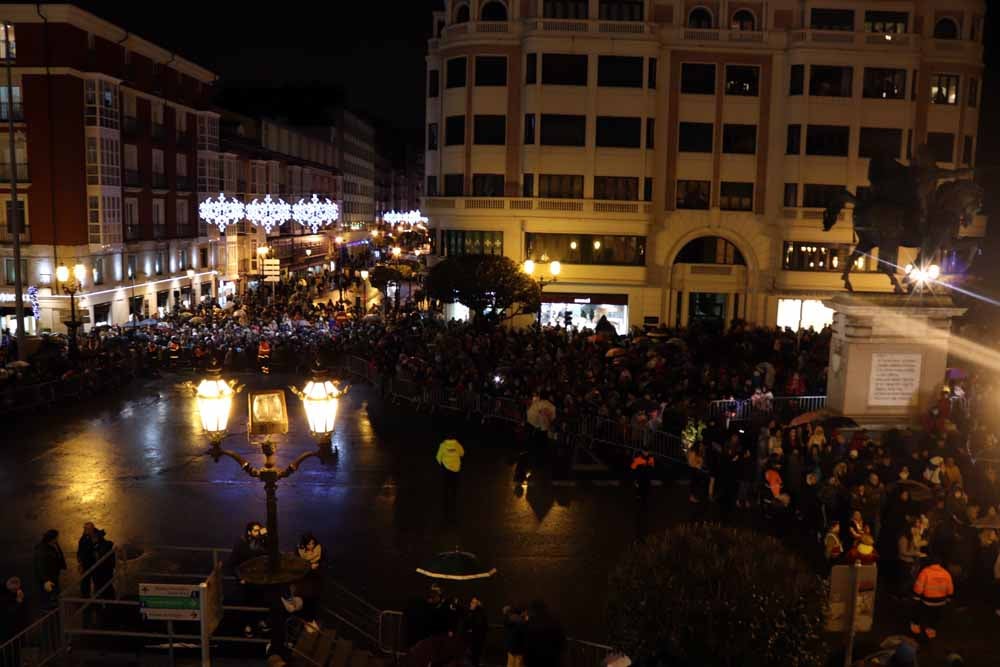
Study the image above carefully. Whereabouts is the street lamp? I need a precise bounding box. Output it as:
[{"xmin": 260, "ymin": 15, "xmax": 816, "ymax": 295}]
[
  {"xmin": 359, "ymin": 269, "xmax": 370, "ymax": 316},
  {"xmin": 190, "ymin": 362, "xmax": 347, "ymax": 648},
  {"xmin": 522, "ymin": 259, "xmax": 560, "ymax": 327},
  {"xmin": 186, "ymin": 268, "xmax": 196, "ymax": 305},
  {"xmin": 56, "ymin": 263, "xmax": 86, "ymax": 363}
]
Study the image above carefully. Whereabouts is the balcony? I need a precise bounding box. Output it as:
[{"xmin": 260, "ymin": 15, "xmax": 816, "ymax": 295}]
[
  {"xmin": 0, "ymin": 102, "xmax": 24, "ymax": 122},
  {"xmin": 0, "ymin": 163, "xmax": 29, "ymax": 182},
  {"xmin": 423, "ymin": 196, "xmax": 653, "ymax": 225},
  {"xmin": 125, "ymin": 224, "xmax": 141, "ymax": 242},
  {"xmin": 151, "ymin": 123, "xmax": 166, "ymax": 141},
  {"xmin": 124, "ymin": 169, "xmax": 142, "ymax": 188},
  {"xmin": 152, "ymin": 172, "xmax": 167, "ymax": 189},
  {"xmin": 152, "ymin": 224, "xmax": 166, "ymax": 240},
  {"xmin": 176, "ymin": 224, "xmax": 197, "ymax": 238},
  {"xmin": 0, "ymin": 224, "xmax": 29, "ymax": 243},
  {"xmin": 123, "ymin": 116, "xmax": 139, "ymax": 135},
  {"xmin": 176, "ymin": 175, "xmax": 193, "ymax": 191},
  {"xmin": 176, "ymin": 131, "xmax": 194, "ymax": 148}
]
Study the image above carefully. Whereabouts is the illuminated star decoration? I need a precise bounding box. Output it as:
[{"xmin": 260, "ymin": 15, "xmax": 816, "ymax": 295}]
[
  {"xmin": 199, "ymin": 193, "xmax": 246, "ymax": 233},
  {"xmin": 245, "ymin": 194, "xmax": 292, "ymax": 234},
  {"xmin": 292, "ymin": 194, "xmax": 340, "ymax": 234}
]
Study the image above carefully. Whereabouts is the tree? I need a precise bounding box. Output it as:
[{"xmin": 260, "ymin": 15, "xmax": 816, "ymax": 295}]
[
  {"xmin": 607, "ymin": 524, "xmax": 827, "ymax": 667},
  {"xmin": 424, "ymin": 255, "xmax": 540, "ymax": 325},
  {"xmin": 368, "ymin": 265, "xmax": 403, "ymax": 296}
]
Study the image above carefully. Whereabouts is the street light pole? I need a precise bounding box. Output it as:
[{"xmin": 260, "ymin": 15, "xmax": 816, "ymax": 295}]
[
  {"xmin": 4, "ymin": 23, "xmax": 25, "ymax": 359},
  {"xmin": 522, "ymin": 259, "xmax": 560, "ymax": 328},
  {"xmin": 56, "ymin": 263, "xmax": 86, "ymax": 364}
]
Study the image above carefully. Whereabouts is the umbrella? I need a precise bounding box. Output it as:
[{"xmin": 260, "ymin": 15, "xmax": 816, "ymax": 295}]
[
  {"xmin": 189, "ymin": 317, "xmax": 205, "ymax": 325},
  {"xmin": 179, "ymin": 312, "xmax": 194, "ymax": 319},
  {"xmin": 416, "ymin": 550, "xmax": 496, "ymax": 581},
  {"xmin": 156, "ymin": 321, "xmax": 173, "ymax": 329},
  {"xmin": 788, "ymin": 408, "xmax": 856, "ymax": 428},
  {"xmin": 605, "ymin": 348, "xmax": 626, "ymax": 359},
  {"xmin": 137, "ymin": 318, "xmax": 158, "ymax": 326},
  {"xmin": 5, "ymin": 361, "xmax": 29, "ymax": 369},
  {"xmin": 971, "ymin": 515, "xmax": 1000, "ymax": 530},
  {"xmin": 526, "ymin": 398, "xmax": 556, "ymax": 431},
  {"xmin": 896, "ymin": 479, "xmax": 934, "ymax": 502}
]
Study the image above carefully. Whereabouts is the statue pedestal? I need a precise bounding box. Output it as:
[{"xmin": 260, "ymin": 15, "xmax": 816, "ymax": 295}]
[{"xmin": 823, "ymin": 295, "xmax": 965, "ymax": 426}]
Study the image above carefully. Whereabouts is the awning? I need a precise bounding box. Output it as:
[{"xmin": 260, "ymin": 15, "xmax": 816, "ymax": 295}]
[{"xmin": 541, "ymin": 292, "xmax": 628, "ymax": 305}]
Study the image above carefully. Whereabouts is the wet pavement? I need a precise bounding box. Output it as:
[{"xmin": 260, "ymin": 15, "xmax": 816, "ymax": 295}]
[{"xmin": 4, "ymin": 372, "xmax": 999, "ymax": 663}]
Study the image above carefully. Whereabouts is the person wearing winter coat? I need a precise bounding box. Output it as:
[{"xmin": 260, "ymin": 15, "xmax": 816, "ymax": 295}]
[
  {"xmin": 91, "ymin": 530, "xmax": 116, "ymax": 600},
  {"xmin": 462, "ymin": 596, "xmax": 488, "ymax": 666},
  {"xmin": 77, "ymin": 522, "xmax": 98, "ymax": 598},
  {"xmin": 296, "ymin": 532, "xmax": 325, "ymax": 622},
  {"xmin": 32, "ymin": 529, "xmax": 66, "ymax": 610},
  {"xmin": 0, "ymin": 577, "xmax": 28, "ymax": 642}
]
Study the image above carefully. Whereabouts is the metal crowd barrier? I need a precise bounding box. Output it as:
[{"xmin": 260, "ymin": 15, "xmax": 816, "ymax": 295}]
[
  {"xmin": 0, "ymin": 608, "xmax": 63, "ymax": 667},
  {"xmin": 705, "ymin": 395, "xmax": 828, "ymax": 420}
]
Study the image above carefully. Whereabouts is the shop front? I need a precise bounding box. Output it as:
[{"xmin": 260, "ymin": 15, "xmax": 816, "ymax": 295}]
[{"xmin": 540, "ymin": 292, "xmax": 629, "ymax": 334}]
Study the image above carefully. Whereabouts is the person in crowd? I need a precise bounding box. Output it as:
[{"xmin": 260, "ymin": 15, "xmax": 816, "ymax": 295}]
[
  {"xmin": 824, "ymin": 521, "xmax": 844, "ymax": 565},
  {"xmin": 502, "ymin": 604, "xmax": 527, "ymax": 667},
  {"xmin": 687, "ymin": 443, "xmax": 705, "ymax": 504},
  {"xmin": 91, "ymin": 529, "xmax": 116, "ymax": 600},
  {"xmin": 845, "ymin": 534, "xmax": 879, "ymax": 565},
  {"xmin": 898, "ymin": 520, "xmax": 928, "ymax": 596},
  {"xmin": 462, "ymin": 596, "xmax": 488, "ymax": 667},
  {"xmin": 32, "ymin": 529, "xmax": 66, "ymax": 610},
  {"xmin": 521, "ymin": 600, "xmax": 566, "ymax": 667},
  {"xmin": 77, "ymin": 521, "xmax": 98, "ymax": 598},
  {"xmin": 296, "ymin": 532, "xmax": 325, "ymax": 624},
  {"xmin": 1, "ymin": 577, "xmax": 28, "ymax": 642},
  {"xmin": 911, "ymin": 556, "xmax": 954, "ymax": 641},
  {"xmin": 765, "ymin": 461, "xmax": 791, "ymax": 508}
]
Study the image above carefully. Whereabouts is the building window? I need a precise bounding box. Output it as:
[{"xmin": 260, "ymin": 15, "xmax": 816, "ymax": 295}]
[
  {"xmin": 102, "ymin": 195, "xmax": 121, "ymax": 244},
  {"xmin": 526, "ymin": 53, "xmax": 537, "ymax": 84},
  {"xmin": 687, "ymin": 8, "xmax": 714, "ymax": 29},
  {"xmin": 599, "ymin": 0, "xmax": 644, "ymax": 21},
  {"xmin": 540, "ymin": 114, "xmax": 586, "ymax": 146},
  {"xmin": 86, "ymin": 137, "xmax": 99, "ymax": 185},
  {"xmin": 442, "ymin": 230, "xmax": 504, "ymax": 256},
  {"xmin": 811, "ymin": 9, "xmax": 854, "ymax": 31},
  {"xmin": 542, "ymin": 54, "xmax": 588, "ymax": 86},
  {"xmin": 786, "ymin": 125, "xmax": 801, "ymax": 155},
  {"xmin": 443, "ymin": 174, "xmax": 464, "ymax": 196},
  {"xmin": 446, "ymin": 57, "xmax": 467, "ymax": 88},
  {"xmin": 677, "ymin": 237, "xmax": 744, "ymax": 264},
  {"xmin": 197, "ymin": 116, "xmax": 219, "ymax": 151},
  {"xmin": 862, "ymin": 68, "xmax": 906, "ymax": 99},
  {"xmin": 87, "ymin": 195, "xmax": 101, "ymax": 244},
  {"xmin": 595, "ymin": 116, "xmax": 641, "ymax": 148},
  {"xmin": 89, "ymin": 257, "xmax": 103, "ymax": 285},
  {"xmin": 679, "ymin": 122, "xmax": 713, "ymax": 152},
  {"xmin": 472, "ymin": 173, "xmax": 504, "ymax": 196},
  {"xmin": 783, "ymin": 242, "xmax": 875, "ymax": 272},
  {"xmin": 538, "ymin": 174, "xmax": 583, "ymax": 199},
  {"xmin": 722, "ymin": 124, "xmax": 756, "ymax": 154},
  {"xmin": 522, "ymin": 173, "xmax": 534, "ymax": 197},
  {"xmin": 968, "ymin": 78, "xmax": 978, "ymax": 107},
  {"xmin": 926, "ymin": 132, "xmax": 955, "ymax": 163},
  {"xmin": 864, "ymin": 11, "xmax": 907, "ymax": 34},
  {"xmin": 428, "ymin": 70, "xmax": 440, "ymax": 98},
  {"xmin": 933, "ymin": 18, "xmax": 959, "ymax": 40},
  {"xmin": 427, "ymin": 123, "xmax": 439, "ymax": 150},
  {"xmin": 594, "ymin": 176, "xmax": 638, "ymax": 201},
  {"xmin": 544, "ymin": 0, "xmax": 588, "ymax": 19},
  {"xmin": 3, "ymin": 201, "xmax": 25, "ymax": 235},
  {"xmin": 858, "ymin": 128, "xmax": 902, "ymax": 159},
  {"xmin": 789, "ymin": 64, "xmax": 804, "ymax": 95},
  {"xmin": 152, "ymin": 199, "xmax": 165, "ymax": 238},
  {"xmin": 84, "ymin": 79, "xmax": 120, "ymax": 129},
  {"xmin": 524, "ymin": 114, "xmax": 536, "ymax": 144},
  {"xmin": 177, "ymin": 201, "xmax": 190, "ymax": 230},
  {"xmin": 473, "ymin": 115, "xmax": 506, "ymax": 145},
  {"xmin": 719, "ymin": 182, "xmax": 753, "ymax": 211},
  {"xmin": 0, "ymin": 85, "xmax": 22, "ymax": 121},
  {"xmin": 643, "ymin": 177, "xmax": 652, "ymax": 202},
  {"xmin": 725, "ymin": 65, "xmax": 759, "ymax": 96},
  {"xmin": 784, "ymin": 183, "xmax": 799, "ymax": 207},
  {"xmin": 0, "ymin": 24, "xmax": 14, "ymax": 60},
  {"xmin": 597, "ymin": 56, "xmax": 643, "ymax": 88},
  {"xmin": 480, "ymin": 0, "xmax": 508, "ymax": 21},
  {"xmin": 681, "ymin": 63, "xmax": 715, "ymax": 94},
  {"xmin": 445, "ymin": 115, "xmax": 466, "ymax": 146},
  {"xmin": 3, "ymin": 258, "xmax": 27, "ymax": 286},
  {"xmin": 930, "ymin": 74, "xmax": 960, "ymax": 105},
  {"xmin": 809, "ymin": 66, "xmax": 853, "ymax": 97},
  {"xmin": 645, "ymin": 118, "xmax": 655, "ymax": 149},
  {"xmin": 803, "ymin": 184, "xmax": 845, "ymax": 208},
  {"xmin": 647, "ymin": 57, "xmax": 657, "ymax": 89},
  {"xmin": 806, "ymin": 125, "xmax": 850, "ymax": 156},
  {"xmin": 126, "ymin": 254, "xmax": 137, "ymax": 279},
  {"xmin": 962, "ymin": 136, "xmax": 974, "ymax": 165},
  {"xmin": 676, "ymin": 180, "xmax": 710, "ymax": 210},
  {"xmin": 526, "ymin": 233, "xmax": 646, "ymax": 266},
  {"xmin": 155, "ymin": 251, "xmax": 164, "ymax": 275},
  {"xmin": 426, "ymin": 175, "xmax": 438, "ymax": 196},
  {"xmin": 454, "ymin": 2, "xmax": 471, "ymax": 23},
  {"xmin": 200, "ymin": 248, "xmax": 209, "ymax": 268},
  {"xmin": 124, "ymin": 198, "xmax": 139, "ymax": 239},
  {"xmin": 475, "ymin": 56, "xmax": 507, "ymax": 86}
]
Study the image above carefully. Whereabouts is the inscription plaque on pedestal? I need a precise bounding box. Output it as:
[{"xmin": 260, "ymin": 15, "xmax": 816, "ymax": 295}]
[{"xmin": 868, "ymin": 353, "xmax": 922, "ymax": 407}]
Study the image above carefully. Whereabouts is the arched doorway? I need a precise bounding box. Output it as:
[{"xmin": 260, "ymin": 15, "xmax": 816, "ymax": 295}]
[{"xmin": 670, "ymin": 236, "xmax": 748, "ymax": 331}]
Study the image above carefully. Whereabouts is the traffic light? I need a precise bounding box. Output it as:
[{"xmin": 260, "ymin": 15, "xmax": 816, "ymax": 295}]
[{"xmin": 563, "ymin": 310, "xmax": 573, "ymax": 328}]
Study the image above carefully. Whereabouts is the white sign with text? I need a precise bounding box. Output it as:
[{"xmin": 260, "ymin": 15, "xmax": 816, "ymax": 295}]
[{"xmin": 868, "ymin": 352, "xmax": 922, "ymax": 407}]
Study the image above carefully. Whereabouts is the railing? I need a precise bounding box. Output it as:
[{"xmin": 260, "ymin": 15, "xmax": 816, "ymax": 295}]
[
  {"xmin": 152, "ymin": 172, "xmax": 167, "ymax": 189},
  {"xmin": 0, "ymin": 101, "xmax": 24, "ymax": 121},
  {"xmin": 423, "ymin": 196, "xmax": 651, "ymax": 219},
  {"xmin": 123, "ymin": 115, "xmax": 138, "ymax": 134},
  {"xmin": 176, "ymin": 175, "xmax": 193, "ymax": 191},
  {"xmin": 151, "ymin": 122, "xmax": 165, "ymax": 140},
  {"xmin": 0, "ymin": 223, "xmax": 29, "ymax": 242},
  {"xmin": 124, "ymin": 224, "xmax": 141, "ymax": 241},
  {"xmin": 533, "ymin": 19, "xmax": 652, "ymax": 35},
  {"xmin": 153, "ymin": 223, "xmax": 166, "ymax": 240},
  {"xmin": 124, "ymin": 169, "xmax": 141, "ymax": 187},
  {"xmin": 0, "ymin": 608, "xmax": 64, "ymax": 666},
  {"xmin": 0, "ymin": 162, "xmax": 29, "ymax": 182},
  {"xmin": 706, "ymin": 395, "xmax": 827, "ymax": 421}
]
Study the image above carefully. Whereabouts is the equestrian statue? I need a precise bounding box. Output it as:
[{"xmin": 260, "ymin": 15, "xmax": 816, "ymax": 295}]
[{"xmin": 822, "ymin": 144, "xmax": 983, "ymax": 293}]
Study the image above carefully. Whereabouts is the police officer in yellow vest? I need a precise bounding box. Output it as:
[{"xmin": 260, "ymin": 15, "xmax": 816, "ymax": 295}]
[{"xmin": 436, "ymin": 437, "xmax": 465, "ymax": 519}]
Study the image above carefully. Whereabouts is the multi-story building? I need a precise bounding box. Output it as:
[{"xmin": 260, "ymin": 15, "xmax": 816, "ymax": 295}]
[
  {"xmin": 206, "ymin": 112, "xmax": 340, "ymax": 296},
  {"xmin": 0, "ymin": 3, "xmax": 220, "ymax": 332},
  {"xmin": 423, "ymin": 0, "xmax": 987, "ymax": 333},
  {"xmin": 332, "ymin": 108, "xmax": 377, "ymax": 229}
]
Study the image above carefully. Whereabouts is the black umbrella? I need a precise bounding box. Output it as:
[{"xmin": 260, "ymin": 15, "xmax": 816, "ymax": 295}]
[{"xmin": 416, "ymin": 550, "xmax": 496, "ymax": 581}]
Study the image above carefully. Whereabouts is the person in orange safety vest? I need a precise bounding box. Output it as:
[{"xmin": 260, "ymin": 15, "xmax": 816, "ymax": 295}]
[
  {"xmin": 257, "ymin": 339, "xmax": 271, "ymax": 375},
  {"xmin": 910, "ymin": 558, "xmax": 954, "ymax": 640}
]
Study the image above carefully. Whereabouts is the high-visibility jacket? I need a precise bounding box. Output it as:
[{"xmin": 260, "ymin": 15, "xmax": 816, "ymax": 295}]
[
  {"xmin": 258, "ymin": 341, "xmax": 271, "ymax": 356},
  {"xmin": 436, "ymin": 439, "xmax": 465, "ymax": 473},
  {"xmin": 913, "ymin": 564, "xmax": 954, "ymax": 605},
  {"xmin": 630, "ymin": 455, "xmax": 655, "ymax": 470}
]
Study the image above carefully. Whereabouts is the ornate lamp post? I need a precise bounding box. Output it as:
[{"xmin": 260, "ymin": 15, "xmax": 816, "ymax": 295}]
[
  {"xmin": 522, "ymin": 258, "xmax": 561, "ymax": 326},
  {"xmin": 56, "ymin": 263, "xmax": 86, "ymax": 363},
  {"xmin": 186, "ymin": 268, "xmax": 196, "ymax": 307},
  {"xmin": 360, "ymin": 269, "xmax": 370, "ymax": 316},
  {"xmin": 192, "ymin": 363, "xmax": 346, "ymax": 647}
]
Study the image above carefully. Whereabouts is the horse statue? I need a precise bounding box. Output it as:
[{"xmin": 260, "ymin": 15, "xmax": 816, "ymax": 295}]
[{"xmin": 822, "ymin": 146, "xmax": 982, "ymax": 293}]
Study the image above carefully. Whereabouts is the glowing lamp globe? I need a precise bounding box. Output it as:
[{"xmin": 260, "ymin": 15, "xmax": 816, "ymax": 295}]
[
  {"xmin": 549, "ymin": 261, "xmax": 562, "ymax": 277},
  {"xmin": 196, "ymin": 372, "xmax": 234, "ymax": 438},
  {"xmin": 360, "ymin": 270, "xmax": 369, "ymax": 281},
  {"xmin": 301, "ymin": 378, "xmax": 341, "ymax": 439},
  {"xmin": 522, "ymin": 259, "xmax": 536, "ymax": 276},
  {"xmin": 56, "ymin": 264, "xmax": 69, "ymax": 283}
]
